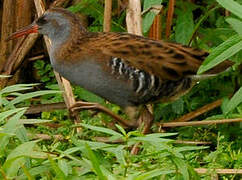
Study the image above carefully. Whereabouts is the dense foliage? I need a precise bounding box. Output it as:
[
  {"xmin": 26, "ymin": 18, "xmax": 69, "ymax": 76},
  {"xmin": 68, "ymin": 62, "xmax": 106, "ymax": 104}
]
[{"xmin": 0, "ymin": 0, "xmax": 241, "ymax": 179}]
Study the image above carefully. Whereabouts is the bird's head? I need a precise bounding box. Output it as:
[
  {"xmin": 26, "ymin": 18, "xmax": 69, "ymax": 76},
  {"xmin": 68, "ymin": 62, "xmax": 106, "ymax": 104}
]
[{"xmin": 6, "ymin": 8, "xmax": 85, "ymax": 43}]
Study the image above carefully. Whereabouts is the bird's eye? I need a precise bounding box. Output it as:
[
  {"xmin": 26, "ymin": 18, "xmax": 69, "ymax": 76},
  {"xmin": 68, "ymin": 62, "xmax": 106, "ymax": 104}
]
[{"xmin": 36, "ymin": 16, "xmax": 48, "ymax": 25}]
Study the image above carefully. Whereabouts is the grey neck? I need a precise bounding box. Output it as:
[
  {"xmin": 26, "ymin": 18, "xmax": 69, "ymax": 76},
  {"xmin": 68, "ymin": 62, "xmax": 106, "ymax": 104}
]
[{"xmin": 48, "ymin": 23, "xmax": 71, "ymax": 48}]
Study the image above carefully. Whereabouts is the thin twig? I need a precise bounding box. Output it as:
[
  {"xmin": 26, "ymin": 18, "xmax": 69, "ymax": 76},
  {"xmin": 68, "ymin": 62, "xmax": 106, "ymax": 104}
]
[
  {"xmin": 174, "ymin": 140, "xmax": 212, "ymax": 145},
  {"xmin": 158, "ymin": 118, "xmax": 242, "ymax": 128},
  {"xmin": 195, "ymin": 168, "xmax": 242, "ymax": 174},
  {"xmin": 28, "ymin": 55, "xmax": 45, "ymax": 61},
  {"xmin": 173, "ymin": 99, "xmax": 223, "ymax": 122}
]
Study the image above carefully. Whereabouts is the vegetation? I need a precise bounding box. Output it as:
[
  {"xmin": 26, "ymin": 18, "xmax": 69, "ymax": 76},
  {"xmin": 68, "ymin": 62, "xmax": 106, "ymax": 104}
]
[{"xmin": 0, "ymin": 0, "xmax": 241, "ymax": 179}]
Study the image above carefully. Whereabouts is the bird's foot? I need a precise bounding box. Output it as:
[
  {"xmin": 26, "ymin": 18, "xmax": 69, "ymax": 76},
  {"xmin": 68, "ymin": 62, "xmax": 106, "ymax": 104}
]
[
  {"xmin": 131, "ymin": 106, "xmax": 154, "ymax": 155},
  {"xmin": 69, "ymin": 101, "xmax": 137, "ymax": 128}
]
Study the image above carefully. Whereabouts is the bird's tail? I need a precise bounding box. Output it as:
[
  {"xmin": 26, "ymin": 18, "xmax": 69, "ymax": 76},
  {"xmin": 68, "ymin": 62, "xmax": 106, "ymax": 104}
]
[{"xmin": 190, "ymin": 60, "xmax": 234, "ymax": 82}]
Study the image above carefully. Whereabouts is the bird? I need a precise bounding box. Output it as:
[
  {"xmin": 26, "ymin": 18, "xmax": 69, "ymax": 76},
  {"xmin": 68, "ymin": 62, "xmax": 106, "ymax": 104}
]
[{"xmin": 7, "ymin": 8, "xmax": 233, "ymax": 129}]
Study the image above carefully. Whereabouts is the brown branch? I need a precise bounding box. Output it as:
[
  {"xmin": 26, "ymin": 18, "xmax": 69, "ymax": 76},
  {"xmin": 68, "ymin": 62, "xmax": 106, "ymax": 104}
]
[
  {"xmin": 25, "ymin": 102, "xmax": 66, "ymax": 114},
  {"xmin": 158, "ymin": 118, "xmax": 242, "ymax": 128},
  {"xmin": 34, "ymin": 0, "xmax": 81, "ymax": 131},
  {"xmin": 165, "ymin": 0, "xmax": 176, "ymax": 39},
  {"xmin": 103, "ymin": 0, "xmax": 112, "ymax": 32},
  {"xmin": 173, "ymin": 99, "xmax": 223, "ymax": 122},
  {"xmin": 28, "ymin": 133, "xmax": 64, "ymax": 141},
  {"xmin": 94, "ymin": 137, "xmax": 124, "ymax": 143}
]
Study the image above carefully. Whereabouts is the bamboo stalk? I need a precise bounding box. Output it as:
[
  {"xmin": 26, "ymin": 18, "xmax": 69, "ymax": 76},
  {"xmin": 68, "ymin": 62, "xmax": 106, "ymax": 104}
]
[
  {"xmin": 149, "ymin": 13, "xmax": 162, "ymax": 40},
  {"xmin": 126, "ymin": 0, "xmax": 142, "ymax": 35},
  {"xmin": 103, "ymin": 0, "xmax": 112, "ymax": 32},
  {"xmin": 165, "ymin": 0, "xmax": 176, "ymax": 39}
]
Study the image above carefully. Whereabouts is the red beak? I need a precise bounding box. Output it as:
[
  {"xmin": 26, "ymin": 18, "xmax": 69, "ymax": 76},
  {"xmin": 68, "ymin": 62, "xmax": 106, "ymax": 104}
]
[{"xmin": 6, "ymin": 23, "xmax": 39, "ymax": 41}]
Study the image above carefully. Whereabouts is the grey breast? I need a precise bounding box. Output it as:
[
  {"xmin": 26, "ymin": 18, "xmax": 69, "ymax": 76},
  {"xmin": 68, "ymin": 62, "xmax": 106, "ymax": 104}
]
[{"xmin": 50, "ymin": 57, "xmax": 136, "ymax": 107}]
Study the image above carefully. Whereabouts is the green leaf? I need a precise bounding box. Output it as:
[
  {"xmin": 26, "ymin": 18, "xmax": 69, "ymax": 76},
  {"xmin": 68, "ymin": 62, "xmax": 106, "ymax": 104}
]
[
  {"xmin": 113, "ymin": 145, "xmax": 126, "ymax": 166},
  {"xmin": 176, "ymin": 146, "xmax": 208, "ymax": 152},
  {"xmin": 115, "ymin": 124, "xmax": 127, "ymax": 136},
  {"xmin": 3, "ymin": 141, "xmax": 46, "ymax": 177},
  {"xmin": 2, "ymin": 109, "xmax": 26, "ymax": 134},
  {"xmin": 0, "ymin": 109, "xmax": 26, "ymax": 155},
  {"xmin": 143, "ymin": 0, "xmax": 163, "ymax": 10},
  {"xmin": 0, "ymin": 84, "xmax": 37, "ymax": 95},
  {"xmin": 48, "ymin": 156, "xmax": 66, "ymax": 180},
  {"xmin": 73, "ymin": 139, "xmax": 114, "ymax": 151},
  {"xmin": 85, "ymin": 143, "xmax": 106, "ymax": 180},
  {"xmin": 16, "ymin": 126, "xmax": 29, "ymax": 143},
  {"xmin": 18, "ymin": 166, "xmax": 50, "ymax": 180},
  {"xmin": 58, "ymin": 159, "xmax": 69, "ymax": 177},
  {"xmin": 172, "ymin": 157, "xmax": 189, "ymax": 180},
  {"xmin": 224, "ymin": 87, "xmax": 242, "ymax": 114},
  {"xmin": 216, "ymin": 0, "xmax": 242, "ymax": 19},
  {"xmin": 172, "ymin": 99, "xmax": 184, "ymax": 115},
  {"xmin": 175, "ymin": 9, "xmax": 194, "ymax": 45},
  {"xmin": 131, "ymin": 135, "xmax": 173, "ymax": 143},
  {"xmin": 77, "ymin": 123, "xmax": 123, "ymax": 137},
  {"xmin": 142, "ymin": 12, "xmax": 156, "ymax": 33},
  {"xmin": 75, "ymin": 87, "xmax": 105, "ymax": 104},
  {"xmin": 6, "ymin": 90, "xmax": 61, "ymax": 107},
  {"xmin": 0, "ymin": 108, "xmax": 27, "ymax": 123},
  {"xmin": 142, "ymin": 0, "xmax": 163, "ymax": 33},
  {"xmin": 226, "ymin": 18, "xmax": 242, "ymax": 37},
  {"xmin": 134, "ymin": 169, "xmax": 175, "ymax": 180},
  {"xmin": 198, "ymin": 34, "xmax": 242, "ymax": 74}
]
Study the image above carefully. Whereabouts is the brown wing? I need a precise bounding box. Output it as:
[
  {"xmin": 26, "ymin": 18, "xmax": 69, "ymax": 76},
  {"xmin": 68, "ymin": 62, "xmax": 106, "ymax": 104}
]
[{"xmin": 96, "ymin": 32, "xmax": 209, "ymax": 80}]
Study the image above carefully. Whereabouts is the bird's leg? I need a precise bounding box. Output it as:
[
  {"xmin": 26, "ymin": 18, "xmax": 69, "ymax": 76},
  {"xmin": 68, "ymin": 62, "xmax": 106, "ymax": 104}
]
[
  {"xmin": 124, "ymin": 105, "xmax": 154, "ymax": 134},
  {"xmin": 131, "ymin": 105, "xmax": 154, "ymax": 155},
  {"xmin": 138, "ymin": 105, "xmax": 154, "ymax": 134},
  {"xmin": 70, "ymin": 101, "xmax": 137, "ymax": 128}
]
